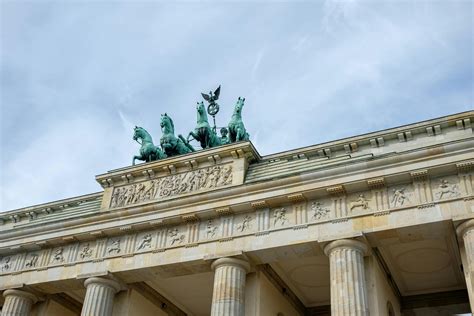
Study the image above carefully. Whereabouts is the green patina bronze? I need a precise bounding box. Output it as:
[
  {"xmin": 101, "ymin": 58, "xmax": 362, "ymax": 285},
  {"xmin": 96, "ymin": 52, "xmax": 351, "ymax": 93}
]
[
  {"xmin": 130, "ymin": 86, "xmax": 251, "ymax": 165},
  {"xmin": 187, "ymin": 101, "xmax": 222, "ymax": 149},
  {"xmin": 160, "ymin": 113, "xmax": 195, "ymax": 157},
  {"xmin": 132, "ymin": 126, "xmax": 166, "ymax": 165},
  {"xmin": 227, "ymin": 97, "xmax": 250, "ymax": 143}
]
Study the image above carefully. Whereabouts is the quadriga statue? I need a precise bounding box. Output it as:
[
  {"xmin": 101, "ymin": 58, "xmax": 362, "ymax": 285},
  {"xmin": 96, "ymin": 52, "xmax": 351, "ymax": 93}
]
[
  {"xmin": 160, "ymin": 113, "xmax": 195, "ymax": 157},
  {"xmin": 132, "ymin": 126, "xmax": 166, "ymax": 165},
  {"xmin": 227, "ymin": 97, "xmax": 250, "ymax": 143},
  {"xmin": 188, "ymin": 101, "xmax": 222, "ymax": 149}
]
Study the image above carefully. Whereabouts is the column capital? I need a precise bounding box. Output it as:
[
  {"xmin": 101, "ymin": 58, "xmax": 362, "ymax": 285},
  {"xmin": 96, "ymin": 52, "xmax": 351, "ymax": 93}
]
[
  {"xmin": 324, "ymin": 239, "xmax": 368, "ymax": 257},
  {"xmin": 3, "ymin": 289, "xmax": 38, "ymax": 304},
  {"xmin": 211, "ymin": 257, "xmax": 250, "ymax": 273},
  {"xmin": 84, "ymin": 277, "xmax": 121, "ymax": 293},
  {"xmin": 457, "ymin": 219, "xmax": 474, "ymax": 239}
]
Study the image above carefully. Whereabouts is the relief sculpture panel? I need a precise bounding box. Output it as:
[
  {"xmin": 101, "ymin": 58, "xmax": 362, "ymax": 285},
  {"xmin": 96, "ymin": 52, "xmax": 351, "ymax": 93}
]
[{"xmin": 110, "ymin": 164, "xmax": 233, "ymax": 208}]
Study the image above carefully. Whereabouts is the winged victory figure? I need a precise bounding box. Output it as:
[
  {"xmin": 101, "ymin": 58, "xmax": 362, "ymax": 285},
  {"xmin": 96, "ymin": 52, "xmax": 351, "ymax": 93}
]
[{"xmin": 201, "ymin": 85, "xmax": 221, "ymax": 116}]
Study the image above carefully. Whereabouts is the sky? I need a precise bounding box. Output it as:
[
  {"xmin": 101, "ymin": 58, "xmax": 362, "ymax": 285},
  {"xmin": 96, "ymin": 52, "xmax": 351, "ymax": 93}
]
[{"xmin": 1, "ymin": 0, "xmax": 473, "ymax": 212}]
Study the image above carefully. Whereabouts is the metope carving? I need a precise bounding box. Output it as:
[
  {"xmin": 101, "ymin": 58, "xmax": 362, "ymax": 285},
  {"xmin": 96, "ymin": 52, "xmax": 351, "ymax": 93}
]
[
  {"xmin": 52, "ymin": 248, "xmax": 64, "ymax": 263},
  {"xmin": 1, "ymin": 257, "xmax": 11, "ymax": 271},
  {"xmin": 237, "ymin": 215, "xmax": 252, "ymax": 232},
  {"xmin": 391, "ymin": 188, "xmax": 409, "ymax": 207},
  {"xmin": 273, "ymin": 208, "xmax": 287, "ymax": 226},
  {"xmin": 168, "ymin": 228, "xmax": 185, "ymax": 245},
  {"xmin": 435, "ymin": 179, "xmax": 460, "ymax": 200},
  {"xmin": 206, "ymin": 220, "xmax": 218, "ymax": 238},
  {"xmin": 25, "ymin": 254, "xmax": 38, "ymax": 268},
  {"xmin": 137, "ymin": 234, "xmax": 152, "ymax": 250},
  {"xmin": 79, "ymin": 244, "xmax": 93, "ymax": 259},
  {"xmin": 107, "ymin": 239, "xmax": 121, "ymax": 254},
  {"xmin": 349, "ymin": 194, "xmax": 370, "ymax": 211},
  {"xmin": 311, "ymin": 201, "xmax": 330, "ymax": 220},
  {"xmin": 110, "ymin": 164, "xmax": 233, "ymax": 208}
]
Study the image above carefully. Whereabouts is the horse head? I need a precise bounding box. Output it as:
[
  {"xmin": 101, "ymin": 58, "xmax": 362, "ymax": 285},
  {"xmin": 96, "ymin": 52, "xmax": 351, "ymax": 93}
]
[
  {"xmin": 133, "ymin": 126, "xmax": 144, "ymax": 141},
  {"xmin": 196, "ymin": 101, "xmax": 205, "ymax": 115},
  {"xmin": 160, "ymin": 113, "xmax": 175, "ymax": 134},
  {"xmin": 234, "ymin": 97, "xmax": 245, "ymax": 115}
]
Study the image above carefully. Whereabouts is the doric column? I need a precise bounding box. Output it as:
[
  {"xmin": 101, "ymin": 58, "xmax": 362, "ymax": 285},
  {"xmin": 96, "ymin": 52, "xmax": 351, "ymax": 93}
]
[
  {"xmin": 2, "ymin": 289, "xmax": 38, "ymax": 316},
  {"xmin": 324, "ymin": 239, "xmax": 369, "ymax": 316},
  {"xmin": 81, "ymin": 277, "xmax": 121, "ymax": 316},
  {"xmin": 457, "ymin": 219, "xmax": 474, "ymax": 311},
  {"xmin": 211, "ymin": 257, "xmax": 250, "ymax": 316}
]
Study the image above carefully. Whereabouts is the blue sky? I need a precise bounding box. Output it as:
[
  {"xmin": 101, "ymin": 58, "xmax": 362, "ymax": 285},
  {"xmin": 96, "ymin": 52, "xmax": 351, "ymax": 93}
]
[{"xmin": 1, "ymin": 0, "xmax": 473, "ymax": 211}]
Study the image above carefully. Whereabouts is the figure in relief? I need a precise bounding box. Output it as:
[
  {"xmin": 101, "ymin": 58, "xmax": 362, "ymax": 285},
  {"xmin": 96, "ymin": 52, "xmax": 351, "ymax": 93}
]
[
  {"xmin": 169, "ymin": 228, "xmax": 185, "ymax": 245},
  {"xmin": 52, "ymin": 248, "xmax": 64, "ymax": 263},
  {"xmin": 110, "ymin": 165, "xmax": 234, "ymax": 208},
  {"xmin": 137, "ymin": 234, "xmax": 152, "ymax": 250},
  {"xmin": 80, "ymin": 244, "xmax": 93, "ymax": 259},
  {"xmin": 391, "ymin": 188, "xmax": 409, "ymax": 207},
  {"xmin": 206, "ymin": 220, "xmax": 218, "ymax": 238},
  {"xmin": 25, "ymin": 254, "xmax": 38, "ymax": 268},
  {"xmin": 273, "ymin": 208, "xmax": 287, "ymax": 226},
  {"xmin": 311, "ymin": 201, "xmax": 330, "ymax": 220},
  {"xmin": 1, "ymin": 257, "xmax": 11, "ymax": 271},
  {"xmin": 107, "ymin": 239, "xmax": 121, "ymax": 254},
  {"xmin": 132, "ymin": 126, "xmax": 166, "ymax": 165},
  {"xmin": 237, "ymin": 215, "xmax": 252, "ymax": 232},
  {"xmin": 435, "ymin": 179, "xmax": 460, "ymax": 200},
  {"xmin": 350, "ymin": 194, "xmax": 370, "ymax": 211}
]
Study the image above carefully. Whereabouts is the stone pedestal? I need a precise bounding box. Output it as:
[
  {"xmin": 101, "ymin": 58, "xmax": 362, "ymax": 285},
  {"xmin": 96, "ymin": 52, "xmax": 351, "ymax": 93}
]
[
  {"xmin": 457, "ymin": 219, "xmax": 474, "ymax": 312},
  {"xmin": 324, "ymin": 239, "xmax": 369, "ymax": 316},
  {"xmin": 2, "ymin": 289, "xmax": 38, "ymax": 316},
  {"xmin": 211, "ymin": 257, "xmax": 250, "ymax": 316},
  {"xmin": 81, "ymin": 277, "xmax": 121, "ymax": 316}
]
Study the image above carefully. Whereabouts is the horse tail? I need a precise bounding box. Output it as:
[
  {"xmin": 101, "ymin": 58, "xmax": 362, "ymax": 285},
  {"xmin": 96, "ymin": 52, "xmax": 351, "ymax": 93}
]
[{"xmin": 178, "ymin": 134, "xmax": 196, "ymax": 152}]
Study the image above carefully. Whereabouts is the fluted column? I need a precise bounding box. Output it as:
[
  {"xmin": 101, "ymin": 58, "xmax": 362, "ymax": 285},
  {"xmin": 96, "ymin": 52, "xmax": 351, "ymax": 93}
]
[
  {"xmin": 457, "ymin": 219, "xmax": 474, "ymax": 312},
  {"xmin": 81, "ymin": 277, "xmax": 121, "ymax": 316},
  {"xmin": 211, "ymin": 257, "xmax": 250, "ymax": 316},
  {"xmin": 2, "ymin": 289, "xmax": 38, "ymax": 316},
  {"xmin": 324, "ymin": 239, "xmax": 369, "ymax": 316}
]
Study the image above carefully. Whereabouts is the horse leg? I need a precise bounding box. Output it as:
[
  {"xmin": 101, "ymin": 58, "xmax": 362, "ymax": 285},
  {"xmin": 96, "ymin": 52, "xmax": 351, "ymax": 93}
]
[
  {"xmin": 133, "ymin": 155, "xmax": 142, "ymax": 166},
  {"xmin": 188, "ymin": 131, "xmax": 198, "ymax": 143}
]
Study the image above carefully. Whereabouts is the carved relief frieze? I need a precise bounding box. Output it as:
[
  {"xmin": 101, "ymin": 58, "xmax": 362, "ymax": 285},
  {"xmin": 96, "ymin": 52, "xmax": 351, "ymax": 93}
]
[
  {"xmin": 106, "ymin": 239, "xmax": 121, "ymax": 255},
  {"xmin": 205, "ymin": 219, "xmax": 218, "ymax": 239},
  {"xmin": 236, "ymin": 215, "xmax": 252, "ymax": 232},
  {"xmin": 168, "ymin": 228, "xmax": 185, "ymax": 246},
  {"xmin": 25, "ymin": 254, "xmax": 38, "ymax": 268},
  {"xmin": 2, "ymin": 169, "xmax": 472, "ymax": 277},
  {"xmin": 311, "ymin": 201, "xmax": 331, "ymax": 220},
  {"xmin": 79, "ymin": 243, "xmax": 93, "ymax": 259},
  {"xmin": 51, "ymin": 247, "xmax": 65, "ymax": 264},
  {"xmin": 273, "ymin": 208, "xmax": 287, "ymax": 227},
  {"xmin": 434, "ymin": 178, "xmax": 460, "ymax": 200},
  {"xmin": 1, "ymin": 256, "xmax": 11, "ymax": 272},
  {"xmin": 390, "ymin": 187, "xmax": 412, "ymax": 208},
  {"xmin": 349, "ymin": 194, "xmax": 371, "ymax": 213},
  {"xmin": 110, "ymin": 164, "xmax": 233, "ymax": 208},
  {"xmin": 136, "ymin": 233, "xmax": 153, "ymax": 251}
]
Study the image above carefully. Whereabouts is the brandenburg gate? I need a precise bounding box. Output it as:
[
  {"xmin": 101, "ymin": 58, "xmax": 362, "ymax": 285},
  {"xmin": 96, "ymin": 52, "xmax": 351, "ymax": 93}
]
[{"xmin": 1, "ymin": 107, "xmax": 473, "ymax": 315}]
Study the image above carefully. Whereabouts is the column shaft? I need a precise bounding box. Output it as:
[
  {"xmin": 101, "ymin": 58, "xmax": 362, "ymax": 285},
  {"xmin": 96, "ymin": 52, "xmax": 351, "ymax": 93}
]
[
  {"xmin": 457, "ymin": 219, "xmax": 474, "ymax": 312},
  {"xmin": 211, "ymin": 257, "xmax": 250, "ymax": 316},
  {"xmin": 324, "ymin": 239, "xmax": 369, "ymax": 316},
  {"xmin": 2, "ymin": 289, "xmax": 37, "ymax": 316},
  {"xmin": 81, "ymin": 277, "xmax": 121, "ymax": 316}
]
